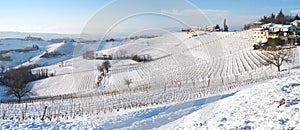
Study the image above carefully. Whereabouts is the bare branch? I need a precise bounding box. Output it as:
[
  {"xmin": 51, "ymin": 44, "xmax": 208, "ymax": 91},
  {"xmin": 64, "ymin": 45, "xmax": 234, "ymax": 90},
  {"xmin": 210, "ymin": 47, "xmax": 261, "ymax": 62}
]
[{"xmin": 262, "ymin": 49, "xmax": 293, "ymax": 72}]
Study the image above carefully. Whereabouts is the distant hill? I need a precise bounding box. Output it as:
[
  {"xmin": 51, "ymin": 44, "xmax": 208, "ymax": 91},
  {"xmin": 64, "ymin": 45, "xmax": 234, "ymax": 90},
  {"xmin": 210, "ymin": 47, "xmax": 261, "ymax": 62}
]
[{"xmin": 0, "ymin": 31, "xmax": 100, "ymax": 41}]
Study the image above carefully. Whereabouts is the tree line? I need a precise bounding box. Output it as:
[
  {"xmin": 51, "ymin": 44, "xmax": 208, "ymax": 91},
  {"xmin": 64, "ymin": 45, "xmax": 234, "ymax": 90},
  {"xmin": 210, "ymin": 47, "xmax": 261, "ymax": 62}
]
[
  {"xmin": 244, "ymin": 9, "xmax": 300, "ymax": 30},
  {"xmin": 0, "ymin": 65, "xmax": 48, "ymax": 102},
  {"xmin": 259, "ymin": 9, "xmax": 299, "ymax": 24}
]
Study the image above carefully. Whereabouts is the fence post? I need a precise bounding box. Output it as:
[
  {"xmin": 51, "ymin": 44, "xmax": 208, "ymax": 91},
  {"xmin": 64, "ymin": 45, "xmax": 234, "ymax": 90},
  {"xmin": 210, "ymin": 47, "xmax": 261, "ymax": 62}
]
[{"xmin": 41, "ymin": 106, "xmax": 48, "ymax": 121}]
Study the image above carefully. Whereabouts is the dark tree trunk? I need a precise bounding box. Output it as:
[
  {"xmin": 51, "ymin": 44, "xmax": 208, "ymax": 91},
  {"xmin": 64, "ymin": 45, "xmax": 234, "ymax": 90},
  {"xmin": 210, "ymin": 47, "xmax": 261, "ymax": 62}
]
[{"xmin": 18, "ymin": 97, "xmax": 21, "ymax": 103}]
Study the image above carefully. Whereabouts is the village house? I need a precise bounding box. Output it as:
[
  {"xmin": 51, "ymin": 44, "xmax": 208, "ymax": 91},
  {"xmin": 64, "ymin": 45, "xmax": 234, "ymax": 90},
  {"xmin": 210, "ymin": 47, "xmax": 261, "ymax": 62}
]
[
  {"xmin": 186, "ymin": 25, "xmax": 216, "ymax": 33},
  {"xmin": 290, "ymin": 20, "xmax": 300, "ymax": 27},
  {"xmin": 253, "ymin": 22, "xmax": 299, "ymax": 43},
  {"xmin": 188, "ymin": 28, "xmax": 199, "ymax": 33},
  {"xmin": 198, "ymin": 26, "xmax": 215, "ymax": 32},
  {"xmin": 253, "ymin": 28, "xmax": 269, "ymax": 42},
  {"xmin": 253, "ymin": 22, "xmax": 264, "ymax": 28}
]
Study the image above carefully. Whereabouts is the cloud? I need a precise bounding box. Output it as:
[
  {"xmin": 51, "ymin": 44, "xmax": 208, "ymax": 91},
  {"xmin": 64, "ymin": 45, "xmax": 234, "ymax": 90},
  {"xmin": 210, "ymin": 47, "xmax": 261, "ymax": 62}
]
[
  {"xmin": 160, "ymin": 9, "xmax": 229, "ymax": 16},
  {"xmin": 245, "ymin": 16, "xmax": 261, "ymax": 21},
  {"xmin": 290, "ymin": 9, "xmax": 300, "ymax": 14},
  {"xmin": 202, "ymin": 9, "xmax": 229, "ymax": 14},
  {"xmin": 160, "ymin": 9, "xmax": 200, "ymax": 16}
]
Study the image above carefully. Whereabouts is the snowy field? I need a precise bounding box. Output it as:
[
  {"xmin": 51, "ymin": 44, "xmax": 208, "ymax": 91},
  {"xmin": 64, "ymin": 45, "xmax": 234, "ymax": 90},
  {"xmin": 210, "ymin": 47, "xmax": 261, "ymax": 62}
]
[
  {"xmin": 0, "ymin": 30, "xmax": 299, "ymax": 129},
  {"xmin": 0, "ymin": 68, "xmax": 299, "ymax": 129},
  {"xmin": 167, "ymin": 70, "xmax": 300, "ymax": 130}
]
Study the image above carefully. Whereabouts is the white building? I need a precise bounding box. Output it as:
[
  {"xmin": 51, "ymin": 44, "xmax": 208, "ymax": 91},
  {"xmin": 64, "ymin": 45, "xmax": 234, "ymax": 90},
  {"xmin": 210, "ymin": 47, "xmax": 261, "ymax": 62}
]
[
  {"xmin": 253, "ymin": 23, "xmax": 293, "ymax": 42},
  {"xmin": 253, "ymin": 28, "xmax": 269, "ymax": 43},
  {"xmin": 291, "ymin": 20, "xmax": 300, "ymax": 27}
]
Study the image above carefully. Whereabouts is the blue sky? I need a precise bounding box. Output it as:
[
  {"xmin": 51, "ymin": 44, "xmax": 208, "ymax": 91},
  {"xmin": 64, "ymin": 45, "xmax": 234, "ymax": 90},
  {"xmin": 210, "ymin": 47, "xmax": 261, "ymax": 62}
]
[{"xmin": 0, "ymin": 0, "xmax": 299, "ymax": 34}]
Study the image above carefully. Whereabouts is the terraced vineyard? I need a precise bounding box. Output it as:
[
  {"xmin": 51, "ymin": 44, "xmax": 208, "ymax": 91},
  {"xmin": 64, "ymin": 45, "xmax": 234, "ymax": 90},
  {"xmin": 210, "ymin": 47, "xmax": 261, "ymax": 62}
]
[{"xmin": 0, "ymin": 30, "xmax": 298, "ymax": 121}]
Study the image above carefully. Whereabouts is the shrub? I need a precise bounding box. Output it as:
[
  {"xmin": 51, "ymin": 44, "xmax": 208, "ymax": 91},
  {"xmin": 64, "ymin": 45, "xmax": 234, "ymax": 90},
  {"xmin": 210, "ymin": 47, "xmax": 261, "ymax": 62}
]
[
  {"xmin": 82, "ymin": 51, "xmax": 95, "ymax": 60},
  {"xmin": 41, "ymin": 51, "xmax": 63, "ymax": 58},
  {"xmin": 132, "ymin": 54, "xmax": 152, "ymax": 62}
]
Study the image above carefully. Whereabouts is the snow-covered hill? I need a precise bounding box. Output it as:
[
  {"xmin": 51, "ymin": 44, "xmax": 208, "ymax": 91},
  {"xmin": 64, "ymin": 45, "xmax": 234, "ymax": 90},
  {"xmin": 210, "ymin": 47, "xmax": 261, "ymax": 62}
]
[
  {"xmin": 0, "ymin": 31, "xmax": 83, "ymax": 41},
  {"xmin": 0, "ymin": 39, "xmax": 51, "ymax": 68},
  {"xmin": 165, "ymin": 70, "xmax": 300, "ymax": 130},
  {"xmin": 1, "ymin": 67, "xmax": 299, "ymax": 129},
  {"xmin": 0, "ymin": 30, "xmax": 299, "ymax": 129}
]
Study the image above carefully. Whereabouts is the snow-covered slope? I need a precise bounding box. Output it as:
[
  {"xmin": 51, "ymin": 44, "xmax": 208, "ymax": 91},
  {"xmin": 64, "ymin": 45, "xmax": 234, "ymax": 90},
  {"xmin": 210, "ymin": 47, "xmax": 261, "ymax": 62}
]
[
  {"xmin": 26, "ymin": 30, "xmax": 259, "ymax": 97},
  {"xmin": 0, "ymin": 68, "xmax": 299, "ymax": 129},
  {"xmin": 20, "ymin": 42, "xmax": 76, "ymax": 66},
  {"xmin": 0, "ymin": 39, "xmax": 51, "ymax": 68},
  {"xmin": 164, "ymin": 71, "xmax": 300, "ymax": 130},
  {"xmin": 1, "ymin": 30, "xmax": 299, "ymax": 129}
]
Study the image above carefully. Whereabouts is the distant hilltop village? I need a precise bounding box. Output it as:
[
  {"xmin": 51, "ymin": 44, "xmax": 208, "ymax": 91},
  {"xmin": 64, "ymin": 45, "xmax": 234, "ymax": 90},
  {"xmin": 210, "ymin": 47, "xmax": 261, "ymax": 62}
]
[
  {"xmin": 2, "ymin": 35, "xmax": 44, "ymax": 41},
  {"xmin": 24, "ymin": 35, "xmax": 44, "ymax": 41},
  {"xmin": 182, "ymin": 19, "xmax": 229, "ymax": 33}
]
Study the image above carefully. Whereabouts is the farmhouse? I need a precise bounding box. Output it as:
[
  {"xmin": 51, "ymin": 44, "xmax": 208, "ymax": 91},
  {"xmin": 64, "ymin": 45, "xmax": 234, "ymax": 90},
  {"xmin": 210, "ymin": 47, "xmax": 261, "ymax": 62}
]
[
  {"xmin": 253, "ymin": 28, "xmax": 269, "ymax": 42},
  {"xmin": 253, "ymin": 22, "xmax": 299, "ymax": 43},
  {"xmin": 253, "ymin": 22, "xmax": 264, "ymax": 28},
  {"xmin": 289, "ymin": 26, "xmax": 300, "ymax": 34},
  {"xmin": 185, "ymin": 25, "xmax": 216, "ymax": 33},
  {"xmin": 290, "ymin": 20, "xmax": 300, "ymax": 27}
]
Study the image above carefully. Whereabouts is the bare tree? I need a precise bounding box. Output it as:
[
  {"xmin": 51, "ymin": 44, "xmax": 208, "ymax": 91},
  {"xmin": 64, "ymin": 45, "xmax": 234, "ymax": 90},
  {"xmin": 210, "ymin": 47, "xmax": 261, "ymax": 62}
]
[
  {"xmin": 6, "ymin": 81, "xmax": 29, "ymax": 103},
  {"xmin": 0, "ymin": 66, "xmax": 4, "ymax": 74},
  {"xmin": 262, "ymin": 49, "xmax": 292, "ymax": 72},
  {"xmin": 82, "ymin": 50, "xmax": 94, "ymax": 59},
  {"xmin": 124, "ymin": 79, "xmax": 133, "ymax": 94},
  {"xmin": 101, "ymin": 60, "xmax": 111, "ymax": 73},
  {"xmin": 124, "ymin": 79, "xmax": 132, "ymax": 87},
  {"xmin": 97, "ymin": 64, "xmax": 104, "ymax": 73}
]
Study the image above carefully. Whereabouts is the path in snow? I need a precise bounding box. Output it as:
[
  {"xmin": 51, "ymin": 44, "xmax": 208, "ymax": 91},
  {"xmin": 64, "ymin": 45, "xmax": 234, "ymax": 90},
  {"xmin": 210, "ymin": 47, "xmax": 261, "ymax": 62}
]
[{"xmin": 96, "ymin": 92, "xmax": 237, "ymax": 129}]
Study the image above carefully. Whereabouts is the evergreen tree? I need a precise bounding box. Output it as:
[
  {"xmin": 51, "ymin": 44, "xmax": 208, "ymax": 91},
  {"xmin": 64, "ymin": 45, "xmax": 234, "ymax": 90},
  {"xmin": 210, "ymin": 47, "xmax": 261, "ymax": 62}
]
[
  {"xmin": 243, "ymin": 24, "xmax": 251, "ymax": 30},
  {"xmin": 223, "ymin": 19, "xmax": 229, "ymax": 32},
  {"xmin": 257, "ymin": 10, "xmax": 298, "ymax": 24},
  {"xmin": 260, "ymin": 16, "xmax": 268, "ymax": 23},
  {"xmin": 224, "ymin": 25, "xmax": 229, "ymax": 32},
  {"xmin": 276, "ymin": 9, "xmax": 285, "ymax": 24},
  {"xmin": 294, "ymin": 14, "xmax": 299, "ymax": 21},
  {"xmin": 215, "ymin": 24, "xmax": 220, "ymax": 31},
  {"xmin": 270, "ymin": 13, "xmax": 276, "ymax": 23}
]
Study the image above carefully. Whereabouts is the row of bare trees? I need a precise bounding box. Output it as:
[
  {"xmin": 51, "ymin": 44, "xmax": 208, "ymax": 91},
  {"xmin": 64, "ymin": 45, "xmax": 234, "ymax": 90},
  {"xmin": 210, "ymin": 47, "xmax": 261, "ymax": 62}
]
[{"xmin": 96, "ymin": 60, "xmax": 111, "ymax": 86}]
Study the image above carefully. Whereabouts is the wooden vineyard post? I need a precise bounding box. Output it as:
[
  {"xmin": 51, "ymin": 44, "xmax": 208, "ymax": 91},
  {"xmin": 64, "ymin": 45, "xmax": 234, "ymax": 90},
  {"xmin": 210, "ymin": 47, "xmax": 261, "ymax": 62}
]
[
  {"xmin": 197, "ymin": 79, "xmax": 202, "ymax": 97},
  {"xmin": 207, "ymin": 78, "xmax": 211, "ymax": 95},
  {"xmin": 57, "ymin": 104, "xmax": 61, "ymax": 120},
  {"xmin": 22, "ymin": 103, "xmax": 28, "ymax": 120},
  {"xmin": 88, "ymin": 102, "xmax": 91, "ymax": 116},
  {"xmin": 41, "ymin": 106, "xmax": 48, "ymax": 121},
  {"xmin": 234, "ymin": 75, "xmax": 237, "ymax": 84},
  {"xmin": 2, "ymin": 110, "xmax": 6, "ymax": 120},
  {"xmin": 220, "ymin": 77, "xmax": 224, "ymax": 93}
]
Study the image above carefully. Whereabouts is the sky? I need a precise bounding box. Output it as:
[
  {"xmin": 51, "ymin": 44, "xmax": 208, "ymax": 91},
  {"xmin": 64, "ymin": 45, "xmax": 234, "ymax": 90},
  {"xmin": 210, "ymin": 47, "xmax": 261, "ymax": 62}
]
[{"xmin": 0, "ymin": 0, "xmax": 299, "ymax": 34}]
